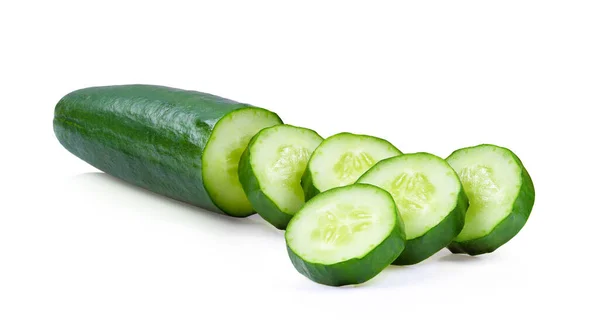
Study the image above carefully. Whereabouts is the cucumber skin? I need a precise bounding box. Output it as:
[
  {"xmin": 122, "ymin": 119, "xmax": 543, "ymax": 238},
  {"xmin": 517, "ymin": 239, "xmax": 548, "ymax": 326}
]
[
  {"xmin": 393, "ymin": 188, "xmax": 468, "ymax": 265},
  {"xmin": 301, "ymin": 167, "xmax": 322, "ymax": 201},
  {"xmin": 287, "ymin": 218, "xmax": 405, "ymax": 286},
  {"xmin": 447, "ymin": 149, "xmax": 535, "ymax": 255},
  {"xmin": 54, "ymin": 85, "xmax": 281, "ymax": 216},
  {"xmin": 238, "ymin": 134, "xmax": 292, "ymax": 229}
]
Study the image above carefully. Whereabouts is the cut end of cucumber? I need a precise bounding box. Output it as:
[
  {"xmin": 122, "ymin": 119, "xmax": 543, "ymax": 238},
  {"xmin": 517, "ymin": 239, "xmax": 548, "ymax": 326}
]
[
  {"xmin": 447, "ymin": 145, "xmax": 524, "ymax": 242},
  {"xmin": 202, "ymin": 108, "xmax": 282, "ymax": 216},
  {"xmin": 306, "ymin": 133, "xmax": 402, "ymax": 194},
  {"xmin": 286, "ymin": 184, "xmax": 399, "ymax": 265}
]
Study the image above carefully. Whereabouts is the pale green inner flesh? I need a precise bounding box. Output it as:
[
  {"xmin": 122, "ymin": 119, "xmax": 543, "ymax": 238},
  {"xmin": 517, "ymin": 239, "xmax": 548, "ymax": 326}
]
[
  {"xmin": 459, "ymin": 166, "xmax": 501, "ymax": 210},
  {"xmin": 310, "ymin": 203, "xmax": 374, "ymax": 246},
  {"xmin": 252, "ymin": 126, "xmax": 322, "ymax": 214},
  {"xmin": 270, "ymin": 145, "xmax": 310, "ymax": 201},
  {"xmin": 286, "ymin": 186, "xmax": 395, "ymax": 265},
  {"xmin": 358, "ymin": 154, "xmax": 460, "ymax": 240},
  {"xmin": 333, "ymin": 152, "xmax": 376, "ymax": 185},
  {"xmin": 389, "ymin": 172, "xmax": 436, "ymax": 216},
  {"xmin": 309, "ymin": 133, "xmax": 402, "ymax": 192},
  {"xmin": 447, "ymin": 146, "xmax": 522, "ymax": 241},
  {"xmin": 202, "ymin": 109, "xmax": 282, "ymax": 215}
]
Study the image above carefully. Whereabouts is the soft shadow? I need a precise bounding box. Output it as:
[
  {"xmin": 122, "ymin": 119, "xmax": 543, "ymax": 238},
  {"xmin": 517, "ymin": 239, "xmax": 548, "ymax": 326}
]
[
  {"xmin": 68, "ymin": 172, "xmax": 282, "ymax": 237},
  {"xmin": 365, "ymin": 264, "xmax": 438, "ymax": 288},
  {"xmin": 362, "ymin": 250, "xmax": 483, "ymax": 287},
  {"xmin": 246, "ymin": 214, "xmax": 286, "ymax": 238},
  {"xmin": 438, "ymin": 253, "xmax": 481, "ymax": 263}
]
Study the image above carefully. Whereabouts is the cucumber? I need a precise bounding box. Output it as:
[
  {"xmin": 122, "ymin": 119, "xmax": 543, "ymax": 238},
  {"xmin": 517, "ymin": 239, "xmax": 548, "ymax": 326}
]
[
  {"xmin": 357, "ymin": 153, "xmax": 468, "ymax": 265},
  {"xmin": 285, "ymin": 184, "xmax": 405, "ymax": 286},
  {"xmin": 54, "ymin": 85, "xmax": 282, "ymax": 216},
  {"xmin": 446, "ymin": 144, "xmax": 535, "ymax": 255},
  {"xmin": 301, "ymin": 132, "xmax": 402, "ymax": 200},
  {"xmin": 238, "ymin": 125, "xmax": 323, "ymax": 229}
]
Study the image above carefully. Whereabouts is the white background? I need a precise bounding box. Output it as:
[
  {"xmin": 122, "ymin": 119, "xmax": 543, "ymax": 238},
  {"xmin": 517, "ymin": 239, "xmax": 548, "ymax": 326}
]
[{"xmin": 1, "ymin": 1, "xmax": 599, "ymax": 335}]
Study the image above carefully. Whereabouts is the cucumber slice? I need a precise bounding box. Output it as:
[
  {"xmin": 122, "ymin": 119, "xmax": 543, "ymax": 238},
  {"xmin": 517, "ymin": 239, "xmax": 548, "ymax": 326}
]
[
  {"xmin": 358, "ymin": 153, "xmax": 468, "ymax": 265},
  {"xmin": 446, "ymin": 144, "xmax": 535, "ymax": 255},
  {"xmin": 285, "ymin": 184, "xmax": 405, "ymax": 286},
  {"xmin": 238, "ymin": 125, "xmax": 323, "ymax": 229},
  {"xmin": 302, "ymin": 132, "xmax": 402, "ymax": 200}
]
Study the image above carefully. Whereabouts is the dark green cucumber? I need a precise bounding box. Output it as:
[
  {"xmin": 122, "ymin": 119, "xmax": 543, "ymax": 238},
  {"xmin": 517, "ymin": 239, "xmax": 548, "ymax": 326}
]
[
  {"xmin": 357, "ymin": 153, "xmax": 468, "ymax": 265},
  {"xmin": 446, "ymin": 144, "xmax": 535, "ymax": 255},
  {"xmin": 285, "ymin": 184, "xmax": 405, "ymax": 286},
  {"xmin": 238, "ymin": 125, "xmax": 323, "ymax": 229},
  {"xmin": 54, "ymin": 85, "xmax": 282, "ymax": 216}
]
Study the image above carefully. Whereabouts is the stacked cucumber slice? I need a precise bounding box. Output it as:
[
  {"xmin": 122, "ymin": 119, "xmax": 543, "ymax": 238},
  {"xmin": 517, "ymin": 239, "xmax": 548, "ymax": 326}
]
[
  {"xmin": 357, "ymin": 153, "xmax": 468, "ymax": 265},
  {"xmin": 281, "ymin": 144, "xmax": 533, "ymax": 286},
  {"xmin": 54, "ymin": 85, "xmax": 535, "ymax": 287}
]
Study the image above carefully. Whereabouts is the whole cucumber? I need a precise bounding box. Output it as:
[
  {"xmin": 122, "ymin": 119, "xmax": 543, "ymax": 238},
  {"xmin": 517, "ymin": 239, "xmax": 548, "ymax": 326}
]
[{"xmin": 54, "ymin": 85, "xmax": 282, "ymax": 216}]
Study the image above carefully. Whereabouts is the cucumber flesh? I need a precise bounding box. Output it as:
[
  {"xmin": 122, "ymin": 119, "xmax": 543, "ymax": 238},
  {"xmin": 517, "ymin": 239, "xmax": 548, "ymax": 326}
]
[
  {"xmin": 446, "ymin": 144, "xmax": 535, "ymax": 255},
  {"xmin": 202, "ymin": 109, "xmax": 283, "ymax": 217},
  {"xmin": 302, "ymin": 132, "xmax": 402, "ymax": 199},
  {"xmin": 285, "ymin": 184, "xmax": 405, "ymax": 286},
  {"xmin": 238, "ymin": 125, "xmax": 323, "ymax": 229},
  {"xmin": 358, "ymin": 153, "xmax": 467, "ymax": 265}
]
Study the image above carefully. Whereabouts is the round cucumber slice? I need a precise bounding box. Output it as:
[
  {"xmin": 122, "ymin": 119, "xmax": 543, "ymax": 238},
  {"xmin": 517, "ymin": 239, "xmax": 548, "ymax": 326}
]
[
  {"xmin": 301, "ymin": 132, "xmax": 402, "ymax": 200},
  {"xmin": 358, "ymin": 153, "xmax": 468, "ymax": 265},
  {"xmin": 285, "ymin": 184, "xmax": 405, "ymax": 286},
  {"xmin": 202, "ymin": 108, "xmax": 283, "ymax": 217},
  {"xmin": 238, "ymin": 125, "xmax": 323, "ymax": 229},
  {"xmin": 446, "ymin": 144, "xmax": 535, "ymax": 255}
]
